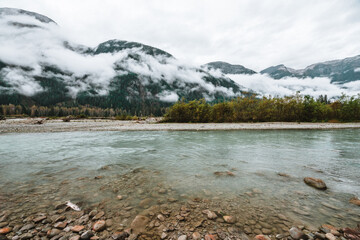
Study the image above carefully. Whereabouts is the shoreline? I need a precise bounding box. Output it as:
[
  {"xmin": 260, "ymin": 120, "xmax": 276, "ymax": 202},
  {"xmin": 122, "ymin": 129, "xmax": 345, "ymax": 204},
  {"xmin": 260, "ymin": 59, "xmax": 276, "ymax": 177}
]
[{"xmin": 1, "ymin": 118, "xmax": 360, "ymax": 133}]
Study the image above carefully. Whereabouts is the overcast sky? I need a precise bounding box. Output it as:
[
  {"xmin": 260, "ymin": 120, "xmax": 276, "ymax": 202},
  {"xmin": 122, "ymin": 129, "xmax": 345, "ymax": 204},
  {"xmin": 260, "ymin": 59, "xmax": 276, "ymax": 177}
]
[{"xmin": 1, "ymin": 0, "xmax": 360, "ymax": 71}]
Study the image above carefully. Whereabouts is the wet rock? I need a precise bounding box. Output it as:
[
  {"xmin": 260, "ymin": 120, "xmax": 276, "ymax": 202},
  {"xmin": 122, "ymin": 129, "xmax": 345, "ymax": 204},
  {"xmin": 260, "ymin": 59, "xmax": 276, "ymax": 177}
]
[
  {"xmin": 223, "ymin": 216, "xmax": 236, "ymax": 224},
  {"xmin": 20, "ymin": 233, "xmax": 33, "ymax": 240},
  {"xmin": 69, "ymin": 235, "xmax": 80, "ymax": 240},
  {"xmin": 178, "ymin": 235, "xmax": 187, "ymax": 240},
  {"xmin": 71, "ymin": 225, "xmax": 85, "ymax": 233},
  {"xmin": 276, "ymin": 234, "xmax": 287, "ymax": 239},
  {"xmin": 130, "ymin": 215, "xmax": 149, "ymax": 234},
  {"xmin": 157, "ymin": 214, "xmax": 165, "ymax": 222},
  {"xmin": 80, "ymin": 231, "xmax": 94, "ymax": 240},
  {"xmin": 255, "ymin": 235, "xmax": 271, "ymax": 240},
  {"xmin": 0, "ymin": 227, "xmax": 11, "ymax": 234},
  {"xmin": 20, "ymin": 224, "xmax": 34, "ymax": 232},
  {"xmin": 244, "ymin": 227, "xmax": 252, "ymax": 234},
  {"xmin": 55, "ymin": 202, "xmax": 66, "ymax": 210},
  {"xmin": 54, "ymin": 222, "xmax": 67, "ymax": 229},
  {"xmin": 262, "ymin": 229, "xmax": 272, "ymax": 235},
  {"xmin": 349, "ymin": 197, "xmax": 360, "ymax": 206},
  {"xmin": 139, "ymin": 198, "xmax": 152, "ymax": 208},
  {"xmin": 192, "ymin": 232, "xmax": 201, "ymax": 240},
  {"xmin": 214, "ymin": 171, "xmax": 235, "ymax": 177},
  {"xmin": 111, "ymin": 232, "xmax": 129, "ymax": 240},
  {"xmin": 161, "ymin": 232, "xmax": 167, "ymax": 239},
  {"xmin": 47, "ymin": 228, "xmax": 61, "ymax": 237},
  {"xmin": 303, "ymin": 177, "xmax": 327, "ymax": 190},
  {"xmin": 343, "ymin": 228, "xmax": 360, "ymax": 240},
  {"xmin": 0, "ymin": 223, "xmax": 7, "ymax": 228},
  {"xmin": 92, "ymin": 211, "xmax": 105, "ymax": 220},
  {"xmin": 315, "ymin": 233, "xmax": 326, "ymax": 239},
  {"xmin": 168, "ymin": 198, "xmax": 177, "ymax": 203},
  {"xmin": 325, "ymin": 233, "xmax": 336, "ymax": 240},
  {"xmin": 205, "ymin": 234, "xmax": 216, "ymax": 240},
  {"xmin": 92, "ymin": 220, "xmax": 106, "ymax": 232},
  {"xmin": 33, "ymin": 215, "xmax": 46, "ymax": 223},
  {"xmin": 116, "ymin": 195, "xmax": 123, "ymax": 200},
  {"xmin": 54, "ymin": 215, "xmax": 66, "ymax": 222},
  {"xmin": 278, "ymin": 173, "xmax": 290, "ymax": 177},
  {"xmin": 203, "ymin": 210, "xmax": 217, "ymax": 220},
  {"xmin": 89, "ymin": 210, "xmax": 97, "ymax": 218},
  {"xmin": 289, "ymin": 227, "xmax": 307, "ymax": 240},
  {"xmin": 105, "ymin": 219, "xmax": 113, "ymax": 227}
]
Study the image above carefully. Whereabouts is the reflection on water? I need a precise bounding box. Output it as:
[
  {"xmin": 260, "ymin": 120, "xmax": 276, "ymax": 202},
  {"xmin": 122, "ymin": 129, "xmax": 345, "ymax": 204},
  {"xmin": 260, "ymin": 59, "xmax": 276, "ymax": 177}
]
[{"xmin": 0, "ymin": 130, "xmax": 359, "ymax": 231}]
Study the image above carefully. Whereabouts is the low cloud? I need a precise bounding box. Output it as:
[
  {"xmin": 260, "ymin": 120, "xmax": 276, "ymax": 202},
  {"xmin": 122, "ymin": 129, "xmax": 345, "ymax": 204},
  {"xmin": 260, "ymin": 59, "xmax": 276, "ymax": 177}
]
[
  {"xmin": 228, "ymin": 74, "xmax": 360, "ymax": 99},
  {"xmin": 0, "ymin": 11, "xmax": 238, "ymax": 101}
]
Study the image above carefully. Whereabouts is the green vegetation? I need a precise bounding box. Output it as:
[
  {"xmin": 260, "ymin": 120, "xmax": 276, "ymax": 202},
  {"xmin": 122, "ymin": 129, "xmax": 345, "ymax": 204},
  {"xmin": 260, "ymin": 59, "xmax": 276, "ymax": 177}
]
[
  {"xmin": 164, "ymin": 94, "xmax": 360, "ymax": 123},
  {"xmin": 2, "ymin": 94, "xmax": 360, "ymax": 123},
  {"xmin": 0, "ymin": 104, "xmax": 136, "ymax": 119}
]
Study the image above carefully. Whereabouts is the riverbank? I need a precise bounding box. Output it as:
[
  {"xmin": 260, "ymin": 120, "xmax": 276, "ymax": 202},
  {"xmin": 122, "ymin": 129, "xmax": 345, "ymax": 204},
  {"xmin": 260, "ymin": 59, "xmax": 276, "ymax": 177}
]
[{"xmin": 1, "ymin": 118, "xmax": 360, "ymax": 133}]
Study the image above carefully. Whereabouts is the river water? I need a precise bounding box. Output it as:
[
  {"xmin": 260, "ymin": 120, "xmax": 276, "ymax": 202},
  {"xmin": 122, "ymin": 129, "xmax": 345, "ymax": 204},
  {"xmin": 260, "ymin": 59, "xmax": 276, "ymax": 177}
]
[{"xmin": 0, "ymin": 129, "xmax": 359, "ymax": 233}]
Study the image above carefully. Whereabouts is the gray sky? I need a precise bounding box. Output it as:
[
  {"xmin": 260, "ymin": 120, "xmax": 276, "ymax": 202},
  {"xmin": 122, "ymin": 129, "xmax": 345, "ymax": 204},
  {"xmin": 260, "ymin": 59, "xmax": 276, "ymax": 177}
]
[{"xmin": 1, "ymin": 0, "xmax": 360, "ymax": 71}]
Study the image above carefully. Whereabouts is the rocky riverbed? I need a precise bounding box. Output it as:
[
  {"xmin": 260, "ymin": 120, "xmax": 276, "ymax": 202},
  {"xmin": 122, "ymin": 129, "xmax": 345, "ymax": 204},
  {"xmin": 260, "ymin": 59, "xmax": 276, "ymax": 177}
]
[{"xmin": 1, "ymin": 167, "xmax": 359, "ymax": 240}]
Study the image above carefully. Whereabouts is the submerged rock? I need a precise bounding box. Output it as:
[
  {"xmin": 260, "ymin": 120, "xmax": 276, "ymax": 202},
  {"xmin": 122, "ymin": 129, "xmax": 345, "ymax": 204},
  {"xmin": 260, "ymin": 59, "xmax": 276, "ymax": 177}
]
[
  {"xmin": 349, "ymin": 197, "xmax": 360, "ymax": 206},
  {"xmin": 130, "ymin": 215, "xmax": 149, "ymax": 234},
  {"xmin": 304, "ymin": 177, "xmax": 327, "ymax": 190}
]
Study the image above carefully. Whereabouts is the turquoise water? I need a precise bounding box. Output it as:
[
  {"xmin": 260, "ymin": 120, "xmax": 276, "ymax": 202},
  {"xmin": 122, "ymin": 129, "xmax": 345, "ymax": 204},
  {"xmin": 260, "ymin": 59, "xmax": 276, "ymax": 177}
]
[{"xmin": 0, "ymin": 129, "xmax": 359, "ymax": 227}]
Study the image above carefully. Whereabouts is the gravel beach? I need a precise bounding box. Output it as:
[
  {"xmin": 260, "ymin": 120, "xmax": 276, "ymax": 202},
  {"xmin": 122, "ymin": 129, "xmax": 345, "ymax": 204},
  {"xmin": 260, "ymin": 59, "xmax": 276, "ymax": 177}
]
[{"xmin": 1, "ymin": 118, "xmax": 360, "ymax": 133}]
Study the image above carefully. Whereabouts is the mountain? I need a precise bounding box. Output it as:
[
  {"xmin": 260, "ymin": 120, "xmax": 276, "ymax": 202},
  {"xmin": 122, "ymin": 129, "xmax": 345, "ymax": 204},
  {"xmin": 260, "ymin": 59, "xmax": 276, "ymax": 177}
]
[
  {"xmin": 0, "ymin": 7, "xmax": 56, "ymax": 24},
  {"xmin": 0, "ymin": 8, "xmax": 248, "ymax": 116},
  {"xmin": 260, "ymin": 56, "xmax": 360, "ymax": 83},
  {"xmin": 204, "ymin": 61, "xmax": 256, "ymax": 75},
  {"xmin": 260, "ymin": 64, "xmax": 302, "ymax": 79}
]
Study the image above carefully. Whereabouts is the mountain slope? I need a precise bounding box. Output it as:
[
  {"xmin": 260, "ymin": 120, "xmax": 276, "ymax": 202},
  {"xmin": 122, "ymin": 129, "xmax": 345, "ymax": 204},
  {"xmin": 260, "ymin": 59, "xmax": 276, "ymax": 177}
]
[
  {"xmin": 0, "ymin": 8, "xmax": 247, "ymax": 115},
  {"xmin": 204, "ymin": 61, "xmax": 256, "ymax": 75},
  {"xmin": 260, "ymin": 56, "xmax": 360, "ymax": 83}
]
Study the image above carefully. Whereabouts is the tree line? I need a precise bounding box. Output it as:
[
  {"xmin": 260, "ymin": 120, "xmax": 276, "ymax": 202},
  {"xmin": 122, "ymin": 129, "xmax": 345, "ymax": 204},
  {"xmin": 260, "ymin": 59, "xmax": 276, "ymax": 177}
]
[
  {"xmin": 163, "ymin": 94, "xmax": 360, "ymax": 122},
  {"xmin": 0, "ymin": 104, "xmax": 136, "ymax": 119}
]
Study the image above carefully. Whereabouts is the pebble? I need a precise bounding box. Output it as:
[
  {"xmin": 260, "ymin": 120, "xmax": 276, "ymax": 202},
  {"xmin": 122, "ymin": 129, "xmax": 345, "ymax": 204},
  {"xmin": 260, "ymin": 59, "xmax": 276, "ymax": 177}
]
[
  {"xmin": 20, "ymin": 224, "xmax": 35, "ymax": 232},
  {"xmin": 0, "ymin": 227, "xmax": 12, "ymax": 234},
  {"xmin": 130, "ymin": 215, "xmax": 149, "ymax": 234},
  {"xmin": 289, "ymin": 227, "xmax": 306, "ymax": 240},
  {"xmin": 161, "ymin": 232, "xmax": 167, "ymax": 239},
  {"xmin": 54, "ymin": 222, "xmax": 67, "ymax": 229},
  {"xmin": 178, "ymin": 235, "xmax": 187, "ymax": 240},
  {"xmin": 304, "ymin": 177, "xmax": 327, "ymax": 190},
  {"xmin": 80, "ymin": 230, "xmax": 94, "ymax": 240},
  {"xmin": 192, "ymin": 232, "xmax": 201, "ymax": 240},
  {"xmin": 223, "ymin": 216, "xmax": 236, "ymax": 224},
  {"xmin": 157, "ymin": 214, "xmax": 165, "ymax": 222},
  {"xmin": 92, "ymin": 220, "xmax": 106, "ymax": 232},
  {"xmin": 69, "ymin": 235, "xmax": 80, "ymax": 240},
  {"xmin": 20, "ymin": 233, "xmax": 33, "ymax": 240},
  {"xmin": 112, "ymin": 232, "xmax": 129, "ymax": 240},
  {"xmin": 47, "ymin": 228, "xmax": 61, "ymax": 237},
  {"xmin": 255, "ymin": 235, "xmax": 271, "ymax": 240},
  {"xmin": 205, "ymin": 234, "xmax": 216, "ymax": 240},
  {"xmin": 33, "ymin": 215, "xmax": 46, "ymax": 223},
  {"xmin": 325, "ymin": 233, "xmax": 336, "ymax": 240},
  {"xmin": 0, "ymin": 223, "xmax": 8, "ymax": 228},
  {"xmin": 92, "ymin": 211, "xmax": 104, "ymax": 220},
  {"xmin": 71, "ymin": 225, "xmax": 85, "ymax": 233}
]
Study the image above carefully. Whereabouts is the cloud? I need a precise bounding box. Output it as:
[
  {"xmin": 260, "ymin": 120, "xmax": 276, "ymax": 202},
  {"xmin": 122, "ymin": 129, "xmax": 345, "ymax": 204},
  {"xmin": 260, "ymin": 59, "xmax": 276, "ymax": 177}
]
[
  {"xmin": 0, "ymin": 11, "xmax": 239, "ymax": 99},
  {"xmin": 1, "ymin": 0, "xmax": 360, "ymax": 70},
  {"xmin": 228, "ymin": 74, "xmax": 360, "ymax": 99}
]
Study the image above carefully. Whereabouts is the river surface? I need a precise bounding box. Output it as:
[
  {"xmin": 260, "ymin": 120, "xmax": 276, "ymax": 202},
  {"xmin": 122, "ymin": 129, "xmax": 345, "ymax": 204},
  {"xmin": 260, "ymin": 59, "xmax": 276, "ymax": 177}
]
[{"xmin": 0, "ymin": 129, "xmax": 359, "ymax": 232}]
